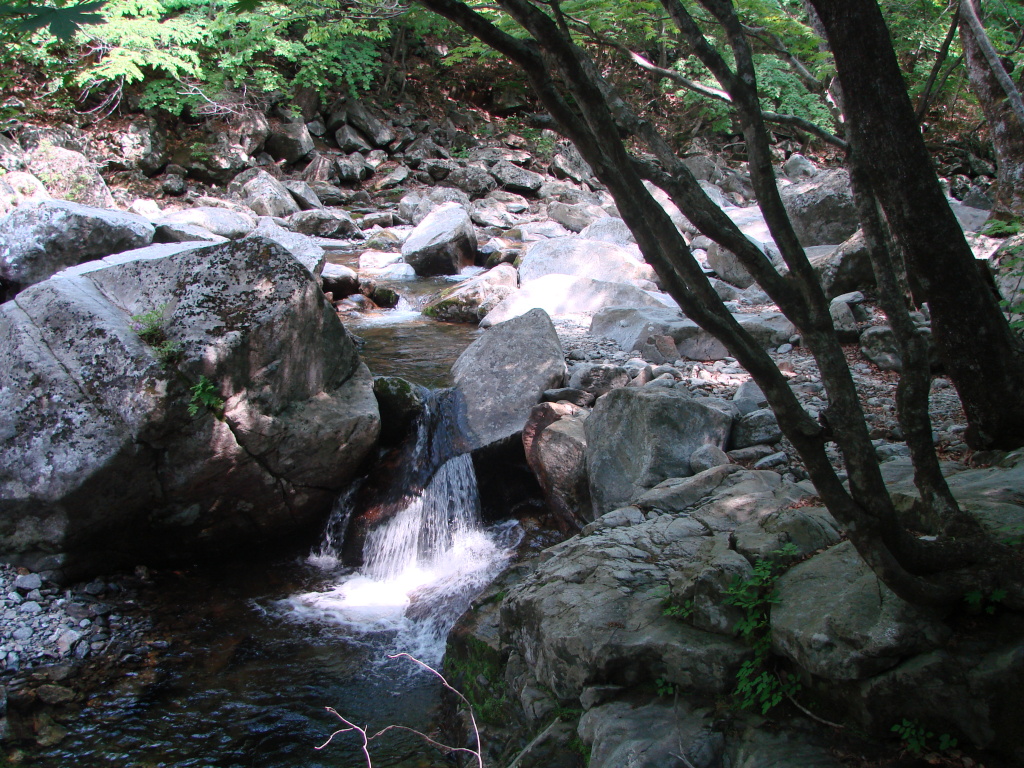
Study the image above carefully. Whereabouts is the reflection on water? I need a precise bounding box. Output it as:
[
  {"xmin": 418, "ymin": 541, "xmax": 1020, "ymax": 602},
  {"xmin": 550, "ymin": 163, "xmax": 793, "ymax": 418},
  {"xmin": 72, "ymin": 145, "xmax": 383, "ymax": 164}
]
[{"xmin": 354, "ymin": 318, "xmax": 481, "ymax": 389}]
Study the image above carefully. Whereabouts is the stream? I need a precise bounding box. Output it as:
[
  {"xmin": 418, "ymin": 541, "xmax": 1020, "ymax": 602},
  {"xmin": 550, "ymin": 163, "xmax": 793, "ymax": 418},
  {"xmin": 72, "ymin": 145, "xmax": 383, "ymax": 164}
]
[{"xmin": 25, "ymin": 259, "xmax": 516, "ymax": 767}]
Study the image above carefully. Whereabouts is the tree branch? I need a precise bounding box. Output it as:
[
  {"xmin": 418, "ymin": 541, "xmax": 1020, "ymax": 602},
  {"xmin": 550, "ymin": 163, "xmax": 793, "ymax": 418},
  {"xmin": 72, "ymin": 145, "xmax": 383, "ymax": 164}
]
[{"xmin": 960, "ymin": 0, "xmax": 1024, "ymax": 127}]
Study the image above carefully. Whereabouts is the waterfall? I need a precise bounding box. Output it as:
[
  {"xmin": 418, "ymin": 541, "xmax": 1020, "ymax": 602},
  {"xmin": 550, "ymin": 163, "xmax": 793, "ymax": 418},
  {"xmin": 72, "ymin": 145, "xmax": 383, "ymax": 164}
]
[{"xmin": 280, "ymin": 399, "xmax": 518, "ymax": 664}]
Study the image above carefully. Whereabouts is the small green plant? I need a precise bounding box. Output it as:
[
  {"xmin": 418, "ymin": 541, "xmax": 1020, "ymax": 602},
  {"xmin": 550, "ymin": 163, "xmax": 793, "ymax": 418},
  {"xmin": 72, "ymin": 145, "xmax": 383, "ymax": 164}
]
[
  {"xmin": 891, "ymin": 719, "xmax": 958, "ymax": 756},
  {"xmin": 450, "ymin": 146, "xmax": 470, "ymax": 159},
  {"xmin": 980, "ymin": 218, "xmax": 1022, "ymax": 237},
  {"xmin": 130, "ymin": 305, "xmax": 168, "ymax": 345},
  {"xmin": 188, "ymin": 375, "xmax": 225, "ymax": 418},
  {"xmin": 662, "ymin": 599, "xmax": 693, "ymax": 620},
  {"xmin": 655, "ymin": 677, "xmax": 676, "ymax": 697},
  {"xmin": 964, "ymin": 587, "xmax": 1007, "ymax": 615},
  {"xmin": 724, "ymin": 543, "xmax": 802, "ymax": 714},
  {"xmin": 444, "ymin": 637, "xmax": 510, "ymax": 726}
]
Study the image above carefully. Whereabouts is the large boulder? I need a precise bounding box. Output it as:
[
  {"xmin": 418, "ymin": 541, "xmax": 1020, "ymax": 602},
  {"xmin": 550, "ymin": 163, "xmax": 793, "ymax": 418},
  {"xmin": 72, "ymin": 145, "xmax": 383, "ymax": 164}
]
[
  {"xmin": 0, "ymin": 200, "xmax": 155, "ymax": 300},
  {"xmin": 452, "ymin": 308, "xmax": 566, "ymax": 452},
  {"xmin": 0, "ymin": 236, "xmax": 379, "ymax": 579},
  {"xmin": 401, "ymin": 202, "xmax": 478, "ymax": 276},
  {"xmin": 518, "ymin": 237, "xmax": 658, "ymax": 288},
  {"xmin": 490, "ymin": 160, "xmax": 546, "ymax": 196},
  {"xmin": 523, "ymin": 404, "xmax": 591, "ymax": 529},
  {"xmin": 780, "ymin": 169, "xmax": 859, "ymax": 247},
  {"xmin": 447, "ymin": 166, "xmax": 498, "ymax": 199},
  {"xmin": 251, "ymin": 218, "xmax": 326, "ymax": 277},
  {"xmin": 771, "ymin": 541, "xmax": 950, "ymax": 681},
  {"xmin": 156, "ymin": 207, "xmax": 256, "ymax": 240},
  {"xmin": 584, "ymin": 387, "xmax": 735, "ymax": 515},
  {"xmin": 578, "ymin": 217, "xmax": 635, "ymax": 246},
  {"xmin": 481, "ymin": 274, "xmax": 675, "ymax": 328},
  {"xmin": 809, "ymin": 230, "xmax": 875, "ymax": 298},
  {"xmin": 265, "ymin": 123, "xmax": 314, "ymax": 163},
  {"xmin": 422, "ymin": 263, "xmax": 518, "ymax": 322},
  {"xmin": 26, "ymin": 145, "xmax": 115, "ymax": 209},
  {"xmin": 287, "ymin": 208, "xmax": 360, "ymax": 239},
  {"xmin": 242, "ymin": 170, "xmax": 301, "ymax": 218}
]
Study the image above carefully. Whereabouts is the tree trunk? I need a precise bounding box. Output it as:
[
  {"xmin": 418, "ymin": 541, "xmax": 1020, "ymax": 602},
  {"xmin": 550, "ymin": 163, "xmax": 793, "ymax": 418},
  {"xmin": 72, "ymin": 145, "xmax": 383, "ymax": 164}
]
[
  {"xmin": 808, "ymin": 0, "xmax": 1024, "ymax": 451},
  {"xmin": 960, "ymin": 3, "xmax": 1024, "ymax": 217}
]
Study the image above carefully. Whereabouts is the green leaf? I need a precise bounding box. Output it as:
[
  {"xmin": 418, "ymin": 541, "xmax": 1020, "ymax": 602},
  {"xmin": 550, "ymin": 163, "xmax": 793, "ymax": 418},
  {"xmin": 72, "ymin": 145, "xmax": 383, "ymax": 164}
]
[{"xmin": 12, "ymin": 1, "xmax": 107, "ymax": 39}]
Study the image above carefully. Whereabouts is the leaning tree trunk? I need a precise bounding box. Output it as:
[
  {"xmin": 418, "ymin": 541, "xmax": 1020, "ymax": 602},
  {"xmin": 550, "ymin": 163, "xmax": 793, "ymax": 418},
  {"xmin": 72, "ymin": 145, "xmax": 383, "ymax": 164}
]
[
  {"xmin": 960, "ymin": 1, "xmax": 1024, "ymax": 218},
  {"xmin": 808, "ymin": 0, "xmax": 1024, "ymax": 451}
]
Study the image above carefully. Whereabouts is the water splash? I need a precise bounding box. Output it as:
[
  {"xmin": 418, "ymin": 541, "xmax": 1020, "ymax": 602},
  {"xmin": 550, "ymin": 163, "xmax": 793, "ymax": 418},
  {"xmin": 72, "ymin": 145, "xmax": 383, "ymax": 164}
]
[{"xmin": 281, "ymin": 450, "xmax": 514, "ymax": 665}]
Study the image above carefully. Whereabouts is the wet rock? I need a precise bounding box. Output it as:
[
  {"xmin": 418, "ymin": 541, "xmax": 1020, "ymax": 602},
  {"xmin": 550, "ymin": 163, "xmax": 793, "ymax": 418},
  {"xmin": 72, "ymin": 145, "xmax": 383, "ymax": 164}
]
[
  {"xmin": 422, "ymin": 263, "xmax": 518, "ymax": 322},
  {"xmin": 585, "ymin": 387, "xmax": 734, "ymax": 514},
  {"xmin": 0, "ymin": 200, "xmax": 155, "ymax": 299},
  {"xmin": 452, "ymin": 308, "xmax": 566, "ymax": 453},
  {"xmin": 321, "ymin": 263, "xmax": 358, "ymax": 298},
  {"xmin": 401, "ymin": 202, "xmax": 478, "ymax": 277}
]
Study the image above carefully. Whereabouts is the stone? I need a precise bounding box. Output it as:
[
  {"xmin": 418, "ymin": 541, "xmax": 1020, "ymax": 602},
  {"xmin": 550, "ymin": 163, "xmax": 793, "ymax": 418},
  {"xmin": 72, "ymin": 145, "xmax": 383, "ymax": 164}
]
[
  {"xmin": 578, "ymin": 217, "xmax": 635, "ymax": 246},
  {"xmin": 287, "ymin": 209, "xmax": 360, "ymax": 239},
  {"xmin": 345, "ymin": 100, "xmax": 395, "ymax": 147},
  {"xmin": 422, "ymin": 263, "xmax": 518, "ymax": 322},
  {"xmin": 546, "ymin": 201, "xmax": 608, "ymax": 233},
  {"xmin": 771, "ymin": 541, "xmax": 950, "ymax": 680},
  {"xmin": 671, "ymin": 533, "xmax": 755, "ymax": 635},
  {"xmin": 859, "ymin": 325, "xmax": 902, "ymax": 371},
  {"xmin": 490, "ymin": 159, "xmax": 546, "ymax": 195},
  {"xmin": 731, "ymin": 408, "xmax": 782, "ymax": 449},
  {"xmin": 0, "ymin": 237, "xmax": 379, "ymax": 578},
  {"xmin": 301, "ymin": 155, "xmax": 340, "ymax": 185},
  {"xmin": 524, "ymin": 406, "xmax": 591, "ymax": 528},
  {"xmin": 0, "ymin": 133, "xmax": 27, "ymax": 172},
  {"xmin": 690, "ymin": 444, "xmax": 730, "ymax": 474},
  {"xmin": 335, "ymin": 153, "xmax": 371, "ymax": 183},
  {"xmin": 401, "ymin": 202, "xmax": 478, "ymax": 277},
  {"xmin": 242, "ymin": 170, "xmax": 301, "ymax": 218},
  {"xmin": 282, "ymin": 180, "xmax": 324, "ymax": 211},
  {"xmin": 548, "ymin": 146, "xmax": 593, "ymax": 184},
  {"xmin": 373, "ymin": 375, "xmax": 428, "ymax": 444},
  {"xmin": 780, "ymin": 169, "xmax": 859, "ymax": 247},
  {"xmin": 809, "ymin": 229, "xmax": 875, "ymax": 298},
  {"xmin": 519, "ymin": 237, "xmax": 658, "ymax": 288},
  {"xmin": 224, "ymin": 111, "xmax": 270, "ymax": 156},
  {"xmin": 482, "ymin": 274, "xmax": 673, "ymax": 328},
  {"xmin": 706, "ymin": 242, "xmax": 755, "ymax": 289},
  {"xmin": 251, "ymin": 218, "xmax": 326, "ymax": 277},
  {"xmin": 13, "ymin": 573, "xmax": 42, "ymax": 591},
  {"xmin": 0, "ymin": 171, "xmax": 51, "ymax": 215},
  {"xmin": 114, "ymin": 117, "xmax": 167, "ymax": 176},
  {"xmin": 156, "ymin": 207, "xmax": 256, "ymax": 240},
  {"xmin": 334, "ymin": 125, "xmax": 373, "ymax": 153},
  {"xmin": 585, "ymin": 387, "xmax": 735, "ymax": 514},
  {"xmin": 567, "ymin": 364, "xmax": 629, "ymax": 396},
  {"xmin": 446, "ymin": 166, "xmax": 498, "ymax": 199},
  {"xmin": 321, "ymin": 263, "xmax": 359, "ymax": 298},
  {"xmin": 502, "ymin": 508, "xmax": 749, "ymax": 703},
  {"xmin": 579, "ymin": 700, "xmax": 724, "ymax": 768},
  {"xmin": 27, "ymin": 145, "xmax": 115, "ymax": 209},
  {"xmin": 36, "ymin": 684, "xmax": 75, "ymax": 706},
  {"xmin": 265, "ymin": 123, "xmax": 314, "ymax": 163},
  {"xmin": 452, "ymin": 308, "xmax": 566, "ymax": 452},
  {"xmin": 0, "ymin": 200, "xmax": 155, "ymax": 299},
  {"xmin": 783, "ymin": 153, "xmax": 818, "ymax": 180}
]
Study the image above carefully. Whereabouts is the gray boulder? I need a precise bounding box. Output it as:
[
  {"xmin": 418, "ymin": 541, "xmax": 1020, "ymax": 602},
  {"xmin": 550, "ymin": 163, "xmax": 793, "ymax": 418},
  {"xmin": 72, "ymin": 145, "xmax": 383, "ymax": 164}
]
[
  {"xmin": 568, "ymin": 364, "xmax": 629, "ymax": 396},
  {"xmin": 482, "ymin": 274, "xmax": 673, "ymax": 328},
  {"xmin": 706, "ymin": 242, "xmax": 756, "ymax": 289},
  {"xmin": 523, "ymin": 404, "xmax": 591, "ymax": 529},
  {"xmin": 422, "ymin": 263, "xmax": 518, "ymax": 322},
  {"xmin": 519, "ymin": 237, "xmax": 658, "ymax": 288},
  {"xmin": 334, "ymin": 125, "xmax": 372, "ymax": 153},
  {"xmin": 452, "ymin": 308, "xmax": 566, "ymax": 452},
  {"xmin": 578, "ymin": 217, "xmax": 635, "ymax": 246},
  {"xmin": 447, "ymin": 165, "xmax": 498, "ymax": 199},
  {"xmin": 771, "ymin": 541, "xmax": 950, "ymax": 680},
  {"xmin": 321, "ymin": 262, "xmax": 359, "ymax": 298},
  {"xmin": 730, "ymin": 408, "xmax": 782, "ymax": 449},
  {"xmin": 0, "ymin": 236, "xmax": 379, "ymax": 578},
  {"xmin": 27, "ymin": 145, "xmax": 115, "ymax": 209},
  {"xmin": 780, "ymin": 169, "xmax": 859, "ymax": 247},
  {"xmin": 585, "ymin": 387, "xmax": 735, "ymax": 514},
  {"xmin": 859, "ymin": 325, "xmax": 902, "ymax": 371},
  {"xmin": 155, "ymin": 222, "xmax": 227, "ymax": 244},
  {"xmin": 335, "ymin": 153, "xmax": 371, "ymax": 183},
  {"xmin": 287, "ymin": 209, "xmax": 360, "ymax": 239},
  {"xmin": 156, "ymin": 207, "xmax": 256, "ymax": 239},
  {"xmin": 265, "ymin": 123, "xmax": 314, "ymax": 163},
  {"xmin": 490, "ymin": 160, "xmax": 546, "ymax": 196},
  {"xmin": 345, "ymin": 100, "xmax": 395, "ymax": 147},
  {"xmin": 401, "ymin": 202, "xmax": 478, "ymax": 276},
  {"xmin": 252, "ymin": 219, "xmax": 326, "ymax": 277},
  {"xmin": 546, "ymin": 201, "xmax": 607, "ymax": 233},
  {"xmin": 0, "ymin": 200, "xmax": 155, "ymax": 299},
  {"xmin": 809, "ymin": 229, "xmax": 875, "ymax": 298},
  {"xmin": 282, "ymin": 180, "xmax": 324, "ymax": 210},
  {"xmin": 243, "ymin": 170, "xmax": 301, "ymax": 218}
]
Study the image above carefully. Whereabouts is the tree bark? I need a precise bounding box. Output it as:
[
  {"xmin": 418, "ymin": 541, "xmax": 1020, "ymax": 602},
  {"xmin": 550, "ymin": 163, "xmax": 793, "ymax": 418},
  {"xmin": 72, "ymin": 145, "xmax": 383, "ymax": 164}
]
[
  {"xmin": 808, "ymin": 0, "xmax": 1024, "ymax": 451},
  {"xmin": 960, "ymin": 1, "xmax": 1024, "ymax": 217}
]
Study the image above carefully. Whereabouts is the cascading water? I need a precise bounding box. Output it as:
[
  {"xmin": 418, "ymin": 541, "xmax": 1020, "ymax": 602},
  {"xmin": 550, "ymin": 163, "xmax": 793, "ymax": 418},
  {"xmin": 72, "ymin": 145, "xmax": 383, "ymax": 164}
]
[{"xmin": 281, "ymin": 395, "xmax": 518, "ymax": 665}]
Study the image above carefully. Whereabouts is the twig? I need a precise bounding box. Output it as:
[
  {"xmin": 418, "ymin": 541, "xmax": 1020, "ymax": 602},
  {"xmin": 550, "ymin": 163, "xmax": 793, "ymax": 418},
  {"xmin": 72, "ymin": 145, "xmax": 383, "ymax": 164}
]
[
  {"xmin": 777, "ymin": 673, "xmax": 845, "ymax": 729},
  {"xmin": 316, "ymin": 653, "xmax": 484, "ymax": 768}
]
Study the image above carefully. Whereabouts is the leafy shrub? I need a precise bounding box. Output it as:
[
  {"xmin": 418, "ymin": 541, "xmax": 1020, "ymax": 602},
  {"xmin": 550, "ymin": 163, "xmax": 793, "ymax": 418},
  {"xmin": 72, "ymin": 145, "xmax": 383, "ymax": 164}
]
[{"xmin": 188, "ymin": 374, "xmax": 224, "ymax": 417}]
